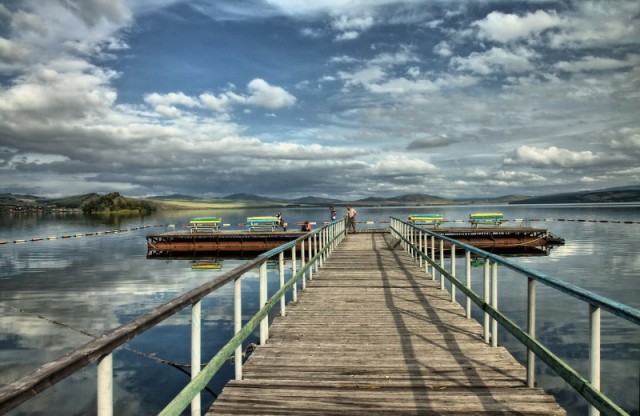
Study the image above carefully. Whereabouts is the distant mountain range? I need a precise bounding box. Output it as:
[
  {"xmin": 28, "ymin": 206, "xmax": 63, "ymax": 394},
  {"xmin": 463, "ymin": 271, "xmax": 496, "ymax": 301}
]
[
  {"xmin": 139, "ymin": 184, "xmax": 640, "ymax": 206},
  {"xmin": 1, "ymin": 184, "xmax": 639, "ymax": 211},
  {"xmin": 509, "ymin": 185, "xmax": 640, "ymax": 204}
]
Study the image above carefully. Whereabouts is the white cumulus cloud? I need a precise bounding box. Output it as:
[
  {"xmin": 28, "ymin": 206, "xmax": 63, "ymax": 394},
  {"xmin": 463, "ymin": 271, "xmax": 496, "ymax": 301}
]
[
  {"xmin": 504, "ymin": 145, "xmax": 599, "ymax": 168},
  {"xmin": 474, "ymin": 10, "xmax": 564, "ymax": 43}
]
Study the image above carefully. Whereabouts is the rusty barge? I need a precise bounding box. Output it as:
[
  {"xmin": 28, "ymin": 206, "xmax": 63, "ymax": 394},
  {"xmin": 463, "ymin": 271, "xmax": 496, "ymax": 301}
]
[{"xmin": 146, "ymin": 226, "xmax": 564, "ymax": 258}]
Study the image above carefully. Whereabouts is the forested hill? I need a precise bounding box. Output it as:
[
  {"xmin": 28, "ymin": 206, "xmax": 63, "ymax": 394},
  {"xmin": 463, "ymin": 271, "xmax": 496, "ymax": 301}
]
[{"xmin": 510, "ymin": 185, "xmax": 640, "ymax": 204}]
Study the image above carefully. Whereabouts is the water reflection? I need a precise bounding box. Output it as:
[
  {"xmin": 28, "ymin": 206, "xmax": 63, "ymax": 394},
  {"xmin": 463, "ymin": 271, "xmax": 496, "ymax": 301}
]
[{"xmin": 1, "ymin": 205, "xmax": 638, "ymax": 415}]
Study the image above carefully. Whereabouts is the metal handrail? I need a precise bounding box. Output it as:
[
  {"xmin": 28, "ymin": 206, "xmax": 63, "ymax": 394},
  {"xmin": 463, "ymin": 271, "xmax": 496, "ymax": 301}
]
[
  {"xmin": 398, "ymin": 220, "xmax": 640, "ymax": 325},
  {"xmin": 390, "ymin": 217, "xmax": 637, "ymax": 416},
  {"xmin": 0, "ymin": 219, "xmax": 346, "ymax": 415}
]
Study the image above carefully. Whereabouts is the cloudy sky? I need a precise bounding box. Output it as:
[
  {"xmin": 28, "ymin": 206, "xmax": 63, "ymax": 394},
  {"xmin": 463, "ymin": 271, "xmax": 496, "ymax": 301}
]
[{"xmin": 0, "ymin": 0, "xmax": 638, "ymax": 200}]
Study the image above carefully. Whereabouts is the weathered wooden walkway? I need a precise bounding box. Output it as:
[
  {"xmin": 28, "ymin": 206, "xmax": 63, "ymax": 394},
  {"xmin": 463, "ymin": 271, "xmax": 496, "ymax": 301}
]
[{"xmin": 209, "ymin": 231, "xmax": 566, "ymax": 415}]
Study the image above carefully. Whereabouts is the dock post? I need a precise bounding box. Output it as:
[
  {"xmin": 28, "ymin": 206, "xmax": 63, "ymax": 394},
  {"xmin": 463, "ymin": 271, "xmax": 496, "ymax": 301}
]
[
  {"xmin": 450, "ymin": 244, "xmax": 456, "ymax": 302},
  {"xmin": 234, "ymin": 276, "xmax": 242, "ymax": 380},
  {"xmin": 589, "ymin": 305, "xmax": 601, "ymax": 416},
  {"xmin": 527, "ymin": 277, "xmax": 536, "ymax": 387},
  {"xmin": 97, "ymin": 353, "xmax": 113, "ymax": 416},
  {"xmin": 259, "ymin": 262, "xmax": 268, "ymax": 345},
  {"xmin": 191, "ymin": 301, "xmax": 201, "ymax": 416}
]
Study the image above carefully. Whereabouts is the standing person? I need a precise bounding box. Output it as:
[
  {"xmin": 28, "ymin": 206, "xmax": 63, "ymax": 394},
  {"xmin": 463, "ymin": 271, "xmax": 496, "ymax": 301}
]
[
  {"xmin": 276, "ymin": 212, "xmax": 287, "ymax": 231},
  {"xmin": 345, "ymin": 205, "xmax": 357, "ymax": 234},
  {"xmin": 329, "ymin": 206, "xmax": 337, "ymax": 221}
]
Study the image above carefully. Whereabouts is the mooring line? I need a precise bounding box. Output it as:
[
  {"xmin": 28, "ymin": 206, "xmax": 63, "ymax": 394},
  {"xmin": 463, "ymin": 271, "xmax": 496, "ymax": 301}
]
[
  {"xmin": 0, "ymin": 302, "xmax": 255, "ymax": 398},
  {"xmin": 2, "ymin": 217, "xmax": 639, "ymax": 245}
]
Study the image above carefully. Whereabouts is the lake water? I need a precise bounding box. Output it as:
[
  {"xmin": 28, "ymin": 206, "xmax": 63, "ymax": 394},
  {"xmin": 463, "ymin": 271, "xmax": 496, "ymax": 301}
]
[{"xmin": 1, "ymin": 204, "xmax": 638, "ymax": 415}]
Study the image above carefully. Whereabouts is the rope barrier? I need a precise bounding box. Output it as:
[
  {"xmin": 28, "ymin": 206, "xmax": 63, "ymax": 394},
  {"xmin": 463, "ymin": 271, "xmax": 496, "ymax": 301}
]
[
  {"xmin": 1, "ymin": 217, "xmax": 638, "ymax": 245},
  {"xmin": 0, "ymin": 302, "xmax": 258, "ymax": 398}
]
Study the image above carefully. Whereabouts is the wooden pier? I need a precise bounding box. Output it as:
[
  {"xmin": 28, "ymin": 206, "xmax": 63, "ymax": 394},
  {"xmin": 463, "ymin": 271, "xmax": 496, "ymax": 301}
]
[{"xmin": 208, "ymin": 231, "xmax": 566, "ymax": 415}]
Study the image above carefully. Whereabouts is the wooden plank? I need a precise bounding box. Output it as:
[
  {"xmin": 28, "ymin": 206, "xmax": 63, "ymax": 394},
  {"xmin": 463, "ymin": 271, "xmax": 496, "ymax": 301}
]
[{"xmin": 208, "ymin": 232, "xmax": 566, "ymax": 415}]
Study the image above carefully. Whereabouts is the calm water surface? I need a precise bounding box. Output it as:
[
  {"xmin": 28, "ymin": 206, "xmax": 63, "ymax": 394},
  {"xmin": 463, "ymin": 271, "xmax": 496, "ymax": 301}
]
[{"xmin": 1, "ymin": 204, "xmax": 638, "ymax": 415}]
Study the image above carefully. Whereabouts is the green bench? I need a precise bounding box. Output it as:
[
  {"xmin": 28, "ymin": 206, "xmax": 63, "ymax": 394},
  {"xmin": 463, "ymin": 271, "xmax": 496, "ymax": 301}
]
[
  {"xmin": 408, "ymin": 213, "xmax": 443, "ymax": 228},
  {"xmin": 469, "ymin": 213, "xmax": 504, "ymax": 227},
  {"xmin": 189, "ymin": 217, "xmax": 221, "ymax": 232}
]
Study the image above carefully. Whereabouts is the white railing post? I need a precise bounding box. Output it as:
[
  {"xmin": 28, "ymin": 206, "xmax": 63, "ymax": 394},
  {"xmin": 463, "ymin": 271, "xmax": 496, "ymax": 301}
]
[
  {"xmin": 417, "ymin": 228, "xmax": 422, "ymax": 267},
  {"xmin": 439, "ymin": 239, "xmax": 445, "ymax": 291},
  {"xmin": 465, "ymin": 251, "xmax": 471, "ymax": 319},
  {"xmin": 527, "ymin": 276, "xmax": 536, "ymax": 387},
  {"xmin": 279, "ymin": 252, "xmax": 286, "ymax": 316},
  {"xmin": 431, "ymin": 235, "xmax": 436, "ymax": 280},
  {"xmin": 259, "ymin": 262, "xmax": 268, "ymax": 345},
  {"xmin": 97, "ymin": 353, "xmax": 113, "ymax": 416},
  {"xmin": 409, "ymin": 226, "xmax": 416, "ymax": 261},
  {"xmin": 491, "ymin": 261, "xmax": 498, "ymax": 347},
  {"xmin": 191, "ymin": 301, "xmax": 201, "ymax": 416},
  {"xmin": 308, "ymin": 235, "xmax": 313, "ymax": 281},
  {"xmin": 300, "ymin": 239, "xmax": 306, "ymax": 288},
  {"xmin": 450, "ymin": 244, "xmax": 456, "ymax": 302},
  {"xmin": 483, "ymin": 260, "xmax": 490, "ymax": 344},
  {"xmin": 423, "ymin": 232, "xmax": 428, "ymax": 274},
  {"xmin": 589, "ymin": 304, "xmax": 601, "ymax": 416},
  {"xmin": 234, "ymin": 276, "xmax": 242, "ymax": 380},
  {"xmin": 291, "ymin": 244, "xmax": 298, "ymax": 303},
  {"xmin": 314, "ymin": 233, "xmax": 319, "ymax": 273},
  {"xmin": 318, "ymin": 229, "xmax": 324, "ymax": 267}
]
